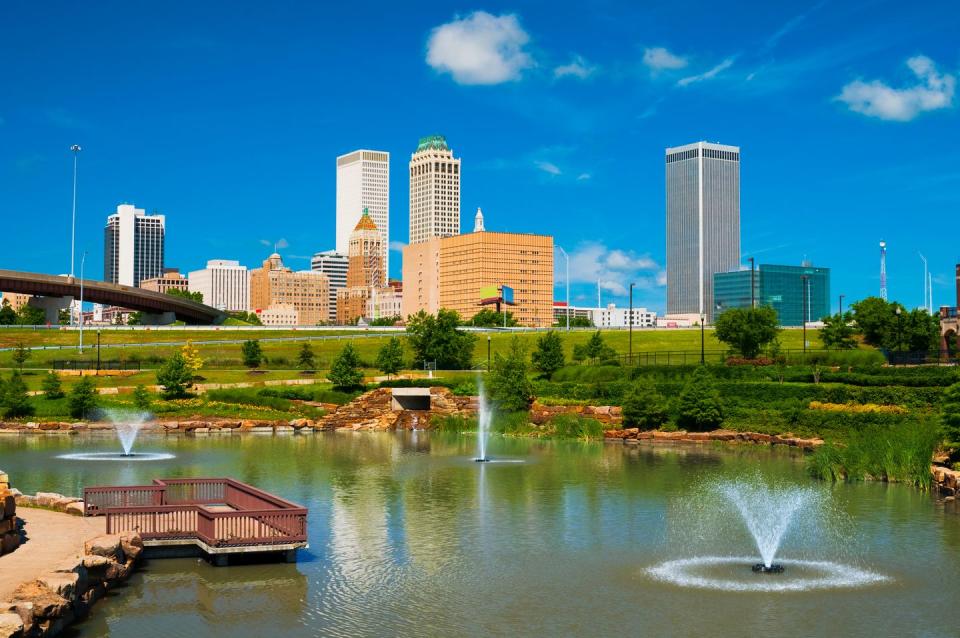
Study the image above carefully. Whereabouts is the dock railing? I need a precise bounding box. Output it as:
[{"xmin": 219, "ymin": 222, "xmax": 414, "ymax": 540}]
[{"xmin": 83, "ymin": 478, "xmax": 307, "ymax": 548}]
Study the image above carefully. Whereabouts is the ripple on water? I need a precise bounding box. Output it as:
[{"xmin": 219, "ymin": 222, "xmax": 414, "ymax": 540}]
[
  {"xmin": 646, "ymin": 556, "xmax": 890, "ymax": 592},
  {"xmin": 57, "ymin": 452, "xmax": 176, "ymax": 462}
]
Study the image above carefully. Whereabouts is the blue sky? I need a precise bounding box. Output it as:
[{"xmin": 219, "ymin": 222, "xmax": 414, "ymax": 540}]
[{"xmin": 1, "ymin": 0, "xmax": 958, "ymax": 314}]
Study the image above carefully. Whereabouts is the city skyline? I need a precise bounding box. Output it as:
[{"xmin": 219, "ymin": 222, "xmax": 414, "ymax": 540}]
[{"xmin": 1, "ymin": 1, "xmax": 958, "ymax": 314}]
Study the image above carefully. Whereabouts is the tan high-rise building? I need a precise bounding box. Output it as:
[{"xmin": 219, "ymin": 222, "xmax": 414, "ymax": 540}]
[
  {"xmin": 337, "ymin": 210, "xmax": 386, "ymax": 324},
  {"xmin": 409, "ymin": 135, "xmax": 460, "ymax": 245},
  {"xmin": 402, "ymin": 217, "xmax": 554, "ymax": 327},
  {"xmin": 249, "ymin": 253, "xmax": 329, "ymax": 326}
]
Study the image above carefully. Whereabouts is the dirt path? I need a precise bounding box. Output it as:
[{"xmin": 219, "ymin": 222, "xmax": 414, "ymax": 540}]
[{"xmin": 0, "ymin": 508, "xmax": 105, "ymax": 601}]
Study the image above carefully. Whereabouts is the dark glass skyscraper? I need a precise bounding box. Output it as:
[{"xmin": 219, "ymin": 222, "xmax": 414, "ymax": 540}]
[{"xmin": 714, "ymin": 263, "xmax": 830, "ymax": 327}]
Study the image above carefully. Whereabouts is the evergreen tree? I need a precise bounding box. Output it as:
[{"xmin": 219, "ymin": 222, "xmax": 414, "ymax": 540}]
[
  {"xmin": 676, "ymin": 368, "xmax": 723, "ymax": 431},
  {"xmin": 2, "ymin": 372, "xmax": 33, "ymax": 417},
  {"xmin": 156, "ymin": 353, "xmax": 194, "ymax": 399},
  {"xmin": 68, "ymin": 376, "xmax": 99, "ymax": 419},
  {"xmin": 41, "ymin": 371, "xmax": 64, "ymax": 399},
  {"xmin": 132, "ymin": 384, "xmax": 152, "ymax": 411},
  {"xmin": 328, "ymin": 343, "xmax": 363, "ymax": 390},
  {"xmin": 488, "ymin": 337, "xmax": 534, "ymax": 413},
  {"xmin": 572, "ymin": 331, "xmax": 617, "ymax": 362},
  {"xmin": 11, "ymin": 342, "xmax": 31, "ymax": 371},
  {"xmin": 531, "ymin": 331, "xmax": 565, "ymax": 378},
  {"xmin": 297, "ymin": 342, "xmax": 316, "ymax": 370},
  {"xmin": 241, "ymin": 339, "xmax": 263, "ymax": 369},
  {"xmin": 620, "ymin": 381, "xmax": 668, "ymax": 430},
  {"xmin": 375, "ymin": 337, "xmax": 405, "ymax": 378}
]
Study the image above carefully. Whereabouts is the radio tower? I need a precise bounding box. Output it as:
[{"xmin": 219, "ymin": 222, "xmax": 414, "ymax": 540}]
[{"xmin": 879, "ymin": 240, "xmax": 888, "ymax": 300}]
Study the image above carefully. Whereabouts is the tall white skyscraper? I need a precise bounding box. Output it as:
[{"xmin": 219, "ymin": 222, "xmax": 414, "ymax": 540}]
[
  {"xmin": 665, "ymin": 141, "xmax": 740, "ymax": 321},
  {"xmin": 188, "ymin": 259, "xmax": 249, "ymax": 312},
  {"xmin": 103, "ymin": 204, "xmax": 165, "ymax": 287},
  {"xmin": 409, "ymin": 135, "xmax": 460, "ymax": 245},
  {"xmin": 311, "ymin": 250, "xmax": 348, "ymax": 323},
  {"xmin": 336, "ymin": 150, "xmax": 389, "ymax": 284}
]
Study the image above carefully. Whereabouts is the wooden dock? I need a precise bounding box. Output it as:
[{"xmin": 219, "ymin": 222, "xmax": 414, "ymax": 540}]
[{"xmin": 83, "ymin": 478, "xmax": 308, "ymax": 565}]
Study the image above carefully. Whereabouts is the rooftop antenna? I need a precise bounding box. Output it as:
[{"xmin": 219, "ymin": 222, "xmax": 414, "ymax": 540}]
[{"xmin": 879, "ymin": 240, "xmax": 888, "ymax": 301}]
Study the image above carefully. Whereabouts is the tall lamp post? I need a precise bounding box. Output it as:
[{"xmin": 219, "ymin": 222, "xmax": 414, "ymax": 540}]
[
  {"xmin": 895, "ymin": 306, "xmax": 903, "ymax": 364},
  {"xmin": 487, "ymin": 334, "xmax": 491, "ymax": 370},
  {"xmin": 839, "ymin": 294, "xmax": 845, "ymax": 317},
  {"xmin": 749, "ymin": 257, "xmax": 755, "ymax": 308},
  {"xmin": 557, "ymin": 246, "xmax": 570, "ymax": 331},
  {"xmin": 96, "ymin": 330, "xmax": 102, "ymax": 375},
  {"xmin": 78, "ymin": 252, "xmax": 87, "ymax": 352},
  {"xmin": 69, "ymin": 144, "xmax": 82, "ymax": 326},
  {"xmin": 801, "ymin": 275, "xmax": 809, "ymax": 357},
  {"xmin": 628, "ymin": 282, "xmax": 635, "ymax": 363},
  {"xmin": 700, "ymin": 312, "xmax": 706, "ymax": 365}
]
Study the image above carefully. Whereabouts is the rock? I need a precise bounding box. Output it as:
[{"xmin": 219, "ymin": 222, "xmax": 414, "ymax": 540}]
[
  {"xmin": 161, "ymin": 421, "xmax": 180, "ymax": 430},
  {"xmin": 65, "ymin": 502, "xmax": 85, "ymax": 516},
  {"xmin": 83, "ymin": 535, "xmax": 125, "ymax": 563},
  {"xmin": 37, "ymin": 572, "xmax": 79, "ymax": 602},
  {"xmin": 118, "ymin": 532, "xmax": 143, "ymax": 562},
  {"xmin": 38, "ymin": 422, "xmax": 60, "ymax": 431},
  {"xmin": 0, "ymin": 612, "xmax": 24, "ymax": 638},
  {"xmin": 3, "ymin": 495, "xmax": 14, "ymax": 518},
  {"xmin": 23, "ymin": 423, "xmax": 38, "ymax": 430},
  {"xmin": 34, "ymin": 492, "xmax": 66, "ymax": 508},
  {"xmin": 70, "ymin": 422, "xmax": 87, "ymax": 431},
  {"xmin": 1, "ymin": 602, "xmax": 34, "ymax": 627},
  {"xmin": 10, "ymin": 582, "xmax": 70, "ymax": 621}
]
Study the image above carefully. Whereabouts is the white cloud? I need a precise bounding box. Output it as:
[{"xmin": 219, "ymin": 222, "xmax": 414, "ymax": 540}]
[
  {"xmin": 535, "ymin": 160, "xmax": 562, "ymax": 175},
  {"xmin": 554, "ymin": 55, "xmax": 596, "ymax": 79},
  {"xmin": 643, "ymin": 47, "xmax": 688, "ymax": 72},
  {"xmin": 677, "ymin": 57, "xmax": 736, "ymax": 86},
  {"xmin": 426, "ymin": 11, "xmax": 533, "ymax": 85},
  {"xmin": 259, "ymin": 238, "xmax": 289, "ymax": 250},
  {"xmin": 836, "ymin": 56, "xmax": 955, "ymax": 122},
  {"xmin": 560, "ymin": 241, "xmax": 663, "ymax": 297},
  {"xmin": 576, "ymin": 173, "xmax": 591, "ymax": 181},
  {"xmin": 389, "ymin": 240, "xmax": 407, "ymax": 252}
]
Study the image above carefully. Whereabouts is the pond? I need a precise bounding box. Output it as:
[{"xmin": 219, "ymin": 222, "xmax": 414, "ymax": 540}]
[{"xmin": 2, "ymin": 432, "xmax": 959, "ymax": 637}]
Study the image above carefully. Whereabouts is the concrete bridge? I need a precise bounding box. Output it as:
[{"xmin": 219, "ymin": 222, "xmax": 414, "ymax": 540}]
[{"xmin": 0, "ymin": 269, "xmax": 225, "ymax": 325}]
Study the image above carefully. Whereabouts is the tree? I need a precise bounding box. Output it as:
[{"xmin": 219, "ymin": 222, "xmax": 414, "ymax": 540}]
[
  {"xmin": 677, "ymin": 368, "xmax": 723, "ymax": 431},
  {"xmin": 572, "ymin": 331, "xmax": 617, "ymax": 362},
  {"xmin": 714, "ymin": 307, "xmax": 780, "ymax": 360},
  {"xmin": 488, "ymin": 337, "xmax": 534, "ymax": 413},
  {"xmin": 156, "ymin": 352, "xmax": 194, "ymax": 399},
  {"xmin": 57, "ymin": 309, "xmax": 71, "ymax": 325},
  {"xmin": 329, "ymin": 343, "xmax": 363, "ymax": 390},
  {"xmin": 406, "ymin": 309, "xmax": 477, "ymax": 370},
  {"xmin": 16, "ymin": 305, "xmax": 45, "ymax": 326},
  {"xmin": 819, "ymin": 312, "xmax": 858, "ymax": 350},
  {"xmin": 297, "ymin": 342, "xmax": 316, "ymax": 370},
  {"xmin": 899, "ymin": 308, "xmax": 940, "ymax": 353},
  {"xmin": 849, "ymin": 297, "xmax": 892, "ymax": 347},
  {"xmin": 369, "ymin": 316, "xmax": 401, "ymax": 326},
  {"xmin": 126, "ymin": 311, "xmax": 143, "ymax": 326},
  {"xmin": 2, "ymin": 372, "xmax": 33, "ymax": 417},
  {"xmin": 375, "ymin": 337, "xmax": 405, "ymax": 378},
  {"xmin": 180, "ymin": 340, "xmax": 204, "ymax": 377},
  {"xmin": 531, "ymin": 331, "xmax": 565, "ymax": 378},
  {"xmin": 41, "ymin": 371, "xmax": 64, "ymax": 399},
  {"xmin": 68, "ymin": 376, "xmax": 99, "ymax": 419},
  {"xmin": 228, "ymin": 311, "xmax": 263, "ymax": 326},
  {"xmin": 942, "ymin": 382, "xmax": 960, "ymax": 448},
  {"xmin": 132, "ymin": 384, "xmax": 152, "ymax": 411},
  {"xmin": 11, "ymin": 342, "xmax": 31, "ymax": 371},
  {"xmin": 0, "ymin": 300, "xmax": 16, "ymax": 325},
  {"xmin": 167, "ymin": 288, "xmax": 203, "ymax": 303},
  {"xmin": 621, "ymin": 382, "xmax": 668, "ymax": 430},
  {"xmin": 241, "ymin": 340, "xmax": 263, "ymax": 369},
  {"xmin": 469, "ymin": 308, "xmax": 519, "ymax": 328}
]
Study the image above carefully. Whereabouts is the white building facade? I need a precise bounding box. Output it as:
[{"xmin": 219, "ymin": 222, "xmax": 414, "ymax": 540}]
[
  {"xmin": 367, "ymin": 288, "xmax": 403, "ymax": 320},
  {"xmin": 188, "ymin": 259, "xmax": 249, "ymax": 312},
  {"xmin": 666, "ymin": 141, "xmax": 740, "ymax": 322},
  {"xmin": 311, "ymin": 250, "xmax": 348, "ymax": 323},
  {"xmin": 409, "ymin": 135, "xmax": 460, "ymax": 245},
  {"xmin": 336, "ymin": 150, "xmax": 389, "ymax": 284},
  {"xmin": 594, "ymin": 304, "xmax": 657, "ymax": 328},
  {"xmin": 103, "ymin": 204, "xmax": 165, "ymax": 287}
]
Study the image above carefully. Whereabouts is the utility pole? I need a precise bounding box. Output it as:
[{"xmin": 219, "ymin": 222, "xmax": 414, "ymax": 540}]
[
  {"xmin": 628, "ymin": 282, "xmax": 635, "ymax": 363},
  {"xmin": 919, "ymin": 252, "xmax": 928, "ymax": 313},
  {"xmin": 801, "ymin": 275, "xmax": 809, "ymax": 357},
  {"xmin": 749, "ymin": 257, "xmax": 755, "ymax": 309},
  {"xmin": 557, "ymin": 246, "xmax": 570, "ymax": 331}
]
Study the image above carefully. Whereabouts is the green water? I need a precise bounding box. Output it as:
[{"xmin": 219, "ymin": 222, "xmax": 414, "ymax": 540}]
[{"xmin": 2, "ymin": 432, "xmax": 959, "ymax": 637}]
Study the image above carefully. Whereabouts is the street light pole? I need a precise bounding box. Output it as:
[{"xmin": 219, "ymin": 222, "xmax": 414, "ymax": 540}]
[
  {"xmin": 628, "ymin": 282, "xmax": 635, "ymax": 362},
  {"xmin": 839, "ymin": 294, "xmax": 845, "ymax": 317},
  {"xmin": 700, "ymin": 312, "xmax": 705, "ymax": 365},
  {"xmin": 557, "ymin": 246, "xmax": 570, "ymax": 331},
  {"xmin": 96, "ymin": 330, "xmax": 101, "ymax": 374},
  {"xmin": 78, "ymin": 252, "xmax": 86, "ymax": 352},
  {"xmin": 801, "ymin": 275, "xmax": 809, "ymax": 357},
  {"xmin": 749, "ymin": 257, "xmax": 755, "ymax": 309},
  {"xmin": 487, "ymin": 334, "xmax": 491, "ymax": 370},
  {"xmin": 69, "ymin": 144, "xmax": 81, "ymax": 326}
]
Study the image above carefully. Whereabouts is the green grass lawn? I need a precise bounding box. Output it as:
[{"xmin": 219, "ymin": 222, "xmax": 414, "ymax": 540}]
[{"xmin": 0, "ymin": 326, "xmax": 831, "ymax": 372}]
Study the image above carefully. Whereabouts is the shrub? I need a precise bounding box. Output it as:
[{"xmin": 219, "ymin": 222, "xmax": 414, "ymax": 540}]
[
  {"xmin": 714, "ymin": 306, "xmax": 780, "ymax": 359},
  {"xmin": 132, "ymin": 384, "xmax": 152, "ymax": 411},
  {"xmin": 552, "ymin": 365, "xmax": 625, "ymax": 383},
  {"xmin": 207, "ymin": 388, "xmax": 292, "ymax": 411},
  {"xmin": 329, "ymin": 343, "xmax": 364, "ymax": 390},
  {"xmin": 572, "ymin": 331, "xmax": 617, "ymax": 362},
  {"xmin": 156, "ymin": 353, "xmax": 194, "ymax": 399},
  {"xmin": 941, "ymin": 382, "xmax": 960, "ymax": 445},
  {"xmin": 241, "ymin": 340, "xmax": 263, "ymax": 369},
  {"xmin": 493, "ymin": 411, "xmax": 534, "ymax": 435},
  {"xmin": 548, "ymin": 413, "xmax": 605, "ymax": 439},
  {"xmin": 376, "ymin": 337, "xmax": 405, "ymax": 378},
  {"xmin": 621, "ymin": 382, "xmax": 669, "ymax": 430},
  {"xmin": 531, "ymin": 331, "xmax": 565, "ymax": 378},
  {"xmin": 181, "ymin": 341, "xmax": 204, "ymax": 376},
  {"xmin": 406, "ymin": 309, "xmax": 476, "ymax": 370},
  {"xmin": 488, "ymin": 337, "xmax": 534, "ymax": 413},
  {"xmin": 68, "ymin": 376, "xmax": 99, "ymax": 419},
  {"xmin": 433, "ymin": 414, "xmax": 476, "ymax": 433},
  {"xmin": 41, "ymin": 371, "xmax": 64, "ymax": 399},
  {"xmin": 677, "ymin": 368, "xmax": 723, "ymax": 431},
  {"xmin": 2, "ymin": 372, "xmax": 33, "ymax": 417},
  {"xmin": 297, "ymin": 342, "xmax": 316, "ymax": 370},
  {"xmin": 808, "ymin": 401, "xmax": 907, "ymax": 415}
]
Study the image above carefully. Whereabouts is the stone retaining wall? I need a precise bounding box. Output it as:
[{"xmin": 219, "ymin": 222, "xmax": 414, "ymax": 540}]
[
  {"xmin": 0, "ymin": 531, "xmax": 143, "ymax": 638},
  {"xmin": 0, "ymin": 472, "xmax": 20, "ymax": 558},
  {"xmin": 603, "ymin": 428, "xmax": 824, "ymax": 450},
  {"xmin": 529, "ymin": 402, "xmax": 622, "ymax": 426},
  {"xmin": 932, "ymin": 466, "xmax": 959, "ymax": 497}
]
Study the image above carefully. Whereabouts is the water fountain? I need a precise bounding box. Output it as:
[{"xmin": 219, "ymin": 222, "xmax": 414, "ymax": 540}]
[
  {"xmin": 646, "ymin": 477, "xmax": 890, "ymax": 591},
  {"xmin": 58, "ymin": 410, "xmax": 174, "ymax": 461},
  {"xmin": 474, "ymin": 382, "xmax": 492, "ymax": 462}
]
